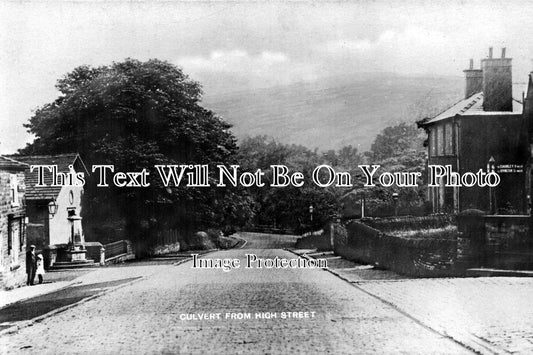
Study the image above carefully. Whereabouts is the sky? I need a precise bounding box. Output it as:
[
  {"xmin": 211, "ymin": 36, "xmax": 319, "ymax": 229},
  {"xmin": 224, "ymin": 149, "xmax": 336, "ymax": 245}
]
[{"xmin": 1, "ymin": 0, "xmax": 533, "ymax": 153}]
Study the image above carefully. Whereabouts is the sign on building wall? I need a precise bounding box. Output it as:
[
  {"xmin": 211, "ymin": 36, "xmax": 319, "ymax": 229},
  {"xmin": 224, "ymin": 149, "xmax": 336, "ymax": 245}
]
[{"xmin": 497, "ymin": 164, "xmax": 524, "ymax": 173}]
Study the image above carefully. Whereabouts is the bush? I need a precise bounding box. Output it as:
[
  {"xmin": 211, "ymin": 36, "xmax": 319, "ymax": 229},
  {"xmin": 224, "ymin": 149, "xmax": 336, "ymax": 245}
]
[
  {"xmin": 221, "ymin": 225, "xmax": 238, "ymax": 236},
  {"xmin": 216, "ymin": 235, "xmax": 242, "ymax": 249},
  {"xmin": 184, "ymin": 231, "xmax": 216, "ymax": 250},
  {"xmin": 363, "ymin": 215, "xmax": 456, "ymax": 235},
  {"xmin": 205, "ymin": 228, "xmax": 243, "ymax": 249},
  {"xmin": 388, "ymin": 225, "xmax": 458, "ymax": 240}
]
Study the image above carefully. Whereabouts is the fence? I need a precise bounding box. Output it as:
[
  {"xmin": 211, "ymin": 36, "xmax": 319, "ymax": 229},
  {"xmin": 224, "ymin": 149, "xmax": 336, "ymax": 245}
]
[
  {"xmin": 155, "ymin": 229, "xmax": 181, "ymax": 246},
  {"xmin": 245, "ymin": 225, "xmax": 295, "ymax": 235},
  {"xmin": 104, "ymin": 240, "xmax": 133, "ymax": 261},
  {"xmin": 149, "ymin": 229, "xmax": 183, "ymax": 255}
]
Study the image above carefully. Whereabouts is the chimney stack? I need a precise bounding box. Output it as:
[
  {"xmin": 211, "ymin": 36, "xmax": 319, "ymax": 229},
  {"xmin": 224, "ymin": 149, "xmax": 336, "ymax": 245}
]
[
  {"xmin": 463, "ymin": 58, "xmax": 483, "ymax": 98},
  {"xmin": 481, "ymin": 47, "xmax": 513, "ymax": 111}
]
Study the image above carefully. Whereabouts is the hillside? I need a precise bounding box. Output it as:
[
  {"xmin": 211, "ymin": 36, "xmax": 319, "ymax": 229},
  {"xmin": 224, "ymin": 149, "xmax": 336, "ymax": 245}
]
[{"xmin": 201, "ymin": 73, "xmax": 464, "ymax": 152}]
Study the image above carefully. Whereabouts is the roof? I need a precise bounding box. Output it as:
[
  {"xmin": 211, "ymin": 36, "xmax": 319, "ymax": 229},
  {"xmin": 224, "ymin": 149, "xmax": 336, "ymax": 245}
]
[
  {"xmin": 5, "ymin": 153, "xmax": 88, "ymax": 201},
  {"xmin": 421, "ymin": 92, "xmax": 523, "ymax": 126},
  {"xmin": 0, "ymin": 156, "xmax": 28, "ymax": 171}
]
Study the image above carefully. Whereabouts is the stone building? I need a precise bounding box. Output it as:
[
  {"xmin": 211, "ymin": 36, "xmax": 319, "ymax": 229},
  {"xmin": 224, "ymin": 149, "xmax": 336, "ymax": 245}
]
[
  {"xmin": 418, "ymin": 48, "xmax": 529, "ymax": 214},
  {"xmin": 6, "ymin": 154, "xmax": 89, "ymax": 251},
  {"xmin": 0, "ymin": 156, "xmax": 28, "ymax": 290},
  {"xmin": 523, "ymin": 72, "xmax": 533, "ymax": 216}
]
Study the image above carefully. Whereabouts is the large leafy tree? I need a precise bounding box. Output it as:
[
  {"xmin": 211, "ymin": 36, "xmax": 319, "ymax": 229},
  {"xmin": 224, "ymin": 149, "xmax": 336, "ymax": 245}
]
[
  {"xmin": 22, "ymin": 59, "xmax": 252, "ymax": 242},
  {"xmin": 362, "ymin": 121, "xmax": 428, "ymax": 216},
  {"xmin": 238, "ymin": 136, "xmax": 347, "ymax": 232}
]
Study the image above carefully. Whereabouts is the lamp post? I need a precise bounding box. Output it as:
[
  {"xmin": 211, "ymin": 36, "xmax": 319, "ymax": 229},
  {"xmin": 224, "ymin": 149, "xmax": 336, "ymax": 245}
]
[
  {"xmin": 392, "ymin": 192, "xmax": 399, "ymax": 217},
  {"xmin": 47, "ymin": 199, "xmax": 57, "ymax": 216}
]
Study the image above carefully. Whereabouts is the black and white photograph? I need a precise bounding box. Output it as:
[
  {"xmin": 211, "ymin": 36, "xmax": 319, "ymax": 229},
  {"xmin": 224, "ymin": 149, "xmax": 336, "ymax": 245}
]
[{"xmin": 0, "ymin": 1, "xmax": 532, "ymax": 353}]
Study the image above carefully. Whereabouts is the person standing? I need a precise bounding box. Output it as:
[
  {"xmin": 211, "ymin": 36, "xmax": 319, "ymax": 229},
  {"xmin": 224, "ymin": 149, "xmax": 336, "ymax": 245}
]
[
  {"xmin": 26, "ymin": 245, "xmax": 37, "ymax": 286},
  {"xmin": 36, "ymin": 254, "xmax": 45, "ymax": 284}
]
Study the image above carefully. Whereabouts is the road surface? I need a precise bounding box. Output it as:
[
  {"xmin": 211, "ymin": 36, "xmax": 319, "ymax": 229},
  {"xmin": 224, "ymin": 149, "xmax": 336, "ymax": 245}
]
[{"xmin": 1, "ymin": 232, "xmax": 469, "ymax": 354}]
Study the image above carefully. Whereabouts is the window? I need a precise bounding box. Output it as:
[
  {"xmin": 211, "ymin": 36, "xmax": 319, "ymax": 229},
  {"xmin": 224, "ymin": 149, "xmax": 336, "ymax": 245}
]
[
  {"xmin": 7, "ymin": 215, "xmax": 24, "ymax": 261},
  {"xmin": 430, "ymin": 129, "xmax": 437, "ymax": 156},
  {"xmin": 19, "ymin": 217, "xmax": 24, "ymax": 252},
  {"xmin": 10, "ymin": 174, "xmax": 19, "ymax": 207},
  {"xmin": 7, "ymin": 215, "xmax": 20, "ymax": 263},
  {"xmin": 444, "ymin": 122, "xmax": 453, "ymax": 155},
  {"xmin": 7, "ymin": 220, "xmax": 12, "ymax": 255},
  {"xmin": 437, "ymin": 125, "xmax": 444, "ymax": 156}
]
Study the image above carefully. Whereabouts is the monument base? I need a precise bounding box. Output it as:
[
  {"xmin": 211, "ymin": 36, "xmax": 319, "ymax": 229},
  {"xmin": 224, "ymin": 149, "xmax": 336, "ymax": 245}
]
[{"xmin": 65, "ymin": 244, "xmax": 88, "ymax": 262}]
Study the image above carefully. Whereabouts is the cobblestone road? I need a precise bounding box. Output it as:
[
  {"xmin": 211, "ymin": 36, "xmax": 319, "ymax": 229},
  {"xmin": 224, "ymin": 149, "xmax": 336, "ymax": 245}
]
[
  {"xmin": 357, "ymin": 278, "xmax": 533, "ymax": 354},
  {"xmin": 0, "ymin": 233, "xmax": 468, "ymax": 354}
]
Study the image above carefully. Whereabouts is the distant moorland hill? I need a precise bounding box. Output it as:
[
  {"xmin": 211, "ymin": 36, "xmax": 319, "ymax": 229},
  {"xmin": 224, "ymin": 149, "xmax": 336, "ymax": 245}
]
[{"xmin": 202, "ymin": 73, "xmax": 464, "ymax": 151}]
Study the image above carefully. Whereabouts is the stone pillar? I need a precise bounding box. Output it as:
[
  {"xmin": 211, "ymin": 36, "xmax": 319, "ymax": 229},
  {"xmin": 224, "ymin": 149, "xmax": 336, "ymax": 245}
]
[
  {"xmin": 65, "ymin": 212, "xmax": 88, "ymax": 262},
  {"xmin": 456, "ymin": 209, "xmax": 486, "ymax": 270},
  {"xmin": 99, "ymin": 245, "xmax": 105, "ymax": 265}
]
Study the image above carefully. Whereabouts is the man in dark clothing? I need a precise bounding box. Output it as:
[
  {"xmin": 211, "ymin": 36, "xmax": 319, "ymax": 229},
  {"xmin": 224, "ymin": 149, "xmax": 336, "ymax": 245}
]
[{"xmin": 26, "ymin": 245, "xmax": 37, "ymax": 286}]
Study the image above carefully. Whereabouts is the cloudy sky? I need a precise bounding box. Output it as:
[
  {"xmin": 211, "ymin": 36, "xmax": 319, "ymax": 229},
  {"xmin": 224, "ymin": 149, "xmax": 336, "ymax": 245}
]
[{"xmin": 1, "ymin": 0, "xmax": 532, "ymax": 153}]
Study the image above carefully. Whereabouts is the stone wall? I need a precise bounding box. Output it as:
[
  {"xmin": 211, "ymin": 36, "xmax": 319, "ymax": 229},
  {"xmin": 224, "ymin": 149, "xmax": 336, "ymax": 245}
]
[
  {"xmin": 484, "ymin": 216, "xmax": 530, "ymax": 250},
  {"xmin": 0, "ymin": 170, "xmax": 27, "ymax": 289},
  {"xmin": 483, "ymin": 215, "xmax": 532, "ymax": 269},
  {"xmin": 295, "ymin": 222, "xmax": 339, "ymax": 251},
  {"xmin": 334, "ymin": 216, "xmax": 459, "ymax": 277},
  {"xmin": 333, "ymin": 213, "xmax": 532, "ymax": 276},
  {"xmin": 85, "ymin": 242, "xmax": 105, "ymax": 265},
  {"xmin": 457, "ymin": 212, "xmax": 532, "ymax": 269},
  {"xmin": 151, "ymin": 242, "xmax": 181, "ymax": 256}
]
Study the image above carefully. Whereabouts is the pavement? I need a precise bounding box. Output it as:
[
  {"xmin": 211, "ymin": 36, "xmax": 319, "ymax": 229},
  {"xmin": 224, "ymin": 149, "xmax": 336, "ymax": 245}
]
[
  {"xmin": 0, "ymin": 281, "xmax": 76, "ymax": 310},
  {"xmin": 0, "ymin": 252, "xmax": 209, "ymax": 311},
  {"xmin": 0, "ymin": 260, "xmax": 182, "ymax": 337},
  {"xmin": 295, "ymin": 248, "xmax": 533, "ymax": 354},
  {"xmin": 0, "ymin": 261, "xmax": 175, "ymax": 310},
  {"xmin": 0, "ymin": 233, "xmax": 531, "ymax": 354}
]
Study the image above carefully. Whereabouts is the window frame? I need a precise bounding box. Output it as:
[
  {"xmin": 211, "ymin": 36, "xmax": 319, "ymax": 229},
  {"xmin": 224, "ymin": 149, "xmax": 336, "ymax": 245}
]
[
  {"xmin": 437, "ymin": 125, "xmax": 444, "ymax": 156},
  {"xmin": 430, "ymin": 128, "xmax": 437, "ymax": 157},
  {"xmin": 10, "ymin": 174, "xmax": 20, "ymax": 207},
  {"xmin": 444, "ymin": 122, "xmax": 454, "ymax": 155}
]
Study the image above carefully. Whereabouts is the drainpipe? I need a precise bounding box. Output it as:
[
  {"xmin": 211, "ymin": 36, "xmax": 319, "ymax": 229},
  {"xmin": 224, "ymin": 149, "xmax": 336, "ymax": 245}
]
[{"xmin": 454, "ymin": 116, "xmax": 461, "ymax": 213}]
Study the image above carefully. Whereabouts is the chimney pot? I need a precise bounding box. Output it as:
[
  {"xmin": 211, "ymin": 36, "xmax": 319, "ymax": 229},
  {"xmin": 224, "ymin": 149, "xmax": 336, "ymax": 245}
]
[
  {"xmin": 481, "ymin": 47, "xmax": 513, "ymax": 111},
  {"xmin": 469, "ymin": 59, "xmax": 474, "ymax": 69}
]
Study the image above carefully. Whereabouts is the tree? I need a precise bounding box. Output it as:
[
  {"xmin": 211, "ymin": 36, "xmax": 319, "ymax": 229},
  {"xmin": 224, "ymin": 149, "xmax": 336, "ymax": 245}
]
[
  {"xmin": 363, "ymin": 121, "xmax": 429, "ymax": 216},
  {"xmin": 238, "ymin": 136, "xmax": 343, "ymax": 232},
  {"xmin": 22, "ymin": 58, "xmax": 252, "ymax": 242},
  {"xmin": 367, "ymin": 122, "xmax": 423, "ymax": 162}
]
